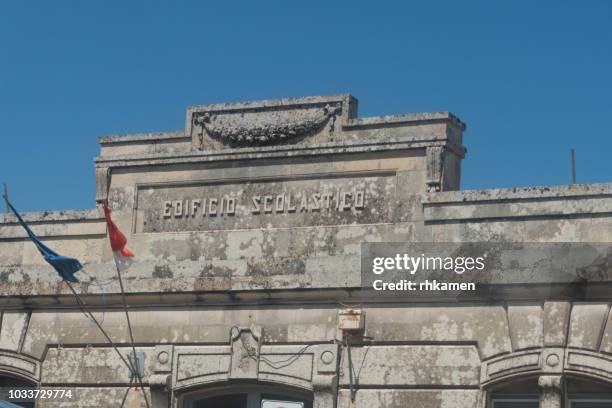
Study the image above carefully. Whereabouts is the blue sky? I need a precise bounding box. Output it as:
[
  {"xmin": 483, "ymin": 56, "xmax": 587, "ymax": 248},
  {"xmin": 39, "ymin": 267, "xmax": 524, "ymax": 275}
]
[{"xmin": 0, "ymin": 1, "xmax": 610, "ymax": 211}]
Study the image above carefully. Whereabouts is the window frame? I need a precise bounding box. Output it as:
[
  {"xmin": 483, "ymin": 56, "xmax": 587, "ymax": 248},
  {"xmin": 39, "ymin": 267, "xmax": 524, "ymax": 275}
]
[
  {"xmin": 180, "ymin": 384, "xmax": 313, "ymax": 408},
  {"xmin": 568, "ymin": 393, "xmax": 612, "ymax": 407},
  {"xmin": 490, "ymin": 393, "xmax": 539, "ymax": 408}
]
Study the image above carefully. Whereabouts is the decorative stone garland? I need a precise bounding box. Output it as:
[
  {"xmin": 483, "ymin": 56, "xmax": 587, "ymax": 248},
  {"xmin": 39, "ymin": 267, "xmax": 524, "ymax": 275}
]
[{"xmin": 194, "ymin": 104, "xmax": 341, "ymax": 147}]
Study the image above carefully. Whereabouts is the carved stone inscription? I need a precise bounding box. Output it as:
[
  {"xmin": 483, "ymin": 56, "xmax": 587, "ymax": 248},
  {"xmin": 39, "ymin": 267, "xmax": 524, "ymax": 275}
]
[{"xmin": 136, "ymin": 173, "xmax": 394, "ymax": 232}]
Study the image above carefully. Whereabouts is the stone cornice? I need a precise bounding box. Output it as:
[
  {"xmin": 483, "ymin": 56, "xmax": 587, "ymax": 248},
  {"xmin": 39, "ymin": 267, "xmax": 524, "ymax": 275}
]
[
  {"xmin": 98, "ymin": 131, "xmax": 186, "ymax": 145},
  {"xmin": 425, "ymin": 183, "xmax": 612, "ymax": 204},
  {"xmin": 0, "ymin": 209, "xmax": 101, "ymax": 225},
  {"xmin": 95, "ymin": 112, "xmax": 465, "ymax": 146},
  {"xmin": 345, "ymin": 111, "xmax": 466, "ymax": 130},
  {"xmin": 187, "ymin": 93, "xmax": 355, "ymax": 114},
  {"xmin": 0, "ymin": 209, "xmax": 105, "ymax": 239},
  {"xmin": 423, "ymin": 184, "xmax": 612, "ymax": 223},
  {"xmin": 2, "ymin": 283, "xmax": 612, "ymax": 309},
  {"xmin": 95, "ymin": 135, "xmax": 465, "ymax": 168}
]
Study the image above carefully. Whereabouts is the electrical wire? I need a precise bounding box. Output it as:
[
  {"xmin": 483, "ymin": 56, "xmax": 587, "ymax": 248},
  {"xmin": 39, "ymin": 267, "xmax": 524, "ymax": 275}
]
[
  {"xmin": 119, "ymin": 376, "xmax": 136, "ymax": 408},
  {"xmin": 259, "ymin": 344, "xmax": 314, "ymax": 370},
  {"xmin": 79, "ymin": 269, "xmax": 114, "ymax": 324},
  {"xmin": 64, "ymin": 281, "xmax": 138, "ymax": 377},
  {"xmin": 343, "ymin": 331, "xmax": 373, "ymax": 404},
  {"xmin": 232, "ymin": 325, "xmax": 316, "ymax": 370},
  {"xmin": 67, "ymin": 280, "xmax": 150, "ymax": 407}
]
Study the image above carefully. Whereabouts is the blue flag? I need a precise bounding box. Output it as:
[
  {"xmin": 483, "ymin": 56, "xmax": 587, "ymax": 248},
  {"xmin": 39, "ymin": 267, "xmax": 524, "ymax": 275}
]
[{"xmin": 4, "ymin": 197, "xmax": 81, "ymax": 283}]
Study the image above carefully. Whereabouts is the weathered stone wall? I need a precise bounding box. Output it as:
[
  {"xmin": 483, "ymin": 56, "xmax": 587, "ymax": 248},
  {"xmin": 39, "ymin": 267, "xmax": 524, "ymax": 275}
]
[
  {"xmin": 0, "ymin": 95, "xmax": 611, "ymax": 407},
  {"xmin": 1, "ymin": 300, "xmax": 611, "ymax": 406}
]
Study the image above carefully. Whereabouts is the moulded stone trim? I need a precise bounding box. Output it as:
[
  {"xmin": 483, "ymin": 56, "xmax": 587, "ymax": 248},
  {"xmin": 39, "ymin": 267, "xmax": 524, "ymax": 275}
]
[
  {"xmin": 172, "ymin": 344, "xmax": 331, "ymax": 394},
  {"xmin": 340, "ymin": 345, "xmax": 480, "ymax": 387},
  {"xmin": 565, "ymin": 349, "xmax": 612, "ymax": 383},
  {"xmin": 258, "ymin": 344, "xmax": 318, "ymax": 386},
  {"xmin": 481, "ymin": 350, "xmax": 541, "ymax": 386},
  {"xmin": 482, "ymin": 348, "xmax": 612, "ymax": 389},
  {"xmin": 0, "ymin": 350, "xmax": 40, "ymax": 383},
  {"xmin": 541, "ymin": 348, "xmax": 565, "ymax": 374},
  {"xmin": 175, "ymin": 352, "xmax": 231, "ymax": 384},
  {"xmin": 257, "ymin": 372, "xmax": 313, "ymax": 391},
  {"xmin": 154, "ymin": 345, "xmax": 174, "ymax": 374},
  {"xmin": 315, "ymin": 344, "xmax": 339, "ymax": 375}
]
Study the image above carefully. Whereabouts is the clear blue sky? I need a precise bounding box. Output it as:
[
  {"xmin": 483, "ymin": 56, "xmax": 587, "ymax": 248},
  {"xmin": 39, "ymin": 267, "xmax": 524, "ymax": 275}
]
[{"xmin": 1, "ymin": 1, "xmax": 611, "ymax": 211}]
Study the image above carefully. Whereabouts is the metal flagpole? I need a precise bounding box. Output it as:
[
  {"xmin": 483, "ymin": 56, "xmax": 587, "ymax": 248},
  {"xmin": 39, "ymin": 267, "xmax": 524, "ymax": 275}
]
[
  {"xmin": 2, "ymin": 184, "xmax": 8, "ymax": 213},
  {"xmin": 112, "ymin": 260, "xmax": 151, "ymax": 408},
  {"xmin": 2, "ymin": 193, "xmax": 148, "ymax": 405},
  {"xmin": 102, "ymin": 200, "xmax": 151, "ymax": 408},
  {"xmin": 66, "ymin": 280, "xmax": 150, "ymax": 408}
]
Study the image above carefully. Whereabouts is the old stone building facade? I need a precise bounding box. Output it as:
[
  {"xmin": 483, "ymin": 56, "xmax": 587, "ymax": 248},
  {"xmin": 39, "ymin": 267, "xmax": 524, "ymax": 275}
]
[{"xmin": 1, "ymin": 94, "xmax": 612, "ymax": 407}]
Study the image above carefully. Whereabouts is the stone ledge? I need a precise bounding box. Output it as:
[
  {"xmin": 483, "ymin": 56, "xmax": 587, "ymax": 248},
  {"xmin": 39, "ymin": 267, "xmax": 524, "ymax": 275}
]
[
  {"xmin": 425, "ymin": 183, "xmax": 612, "ymax": 204},
  {"xmin": 98, "ymin": 131, "xmax": 186, "ymax": 144},
  {"xmin": 346, "ymin": 111, "xmax": 466, "ymax": 130},
  {"xmin": 0, "ymin": 209, "xmax": 101, "ymax": 225},
  {"xmin": 94, "ymin": 136, "xmax": 462, "ymax": 167},
  {"xmin": 0, "ymin": 209, "xmax": 104, "ymax": 240},
  {"xmin": 423, "ymin": 183, "xmax": 612, "ymax": 222},
  {"xmin": 2, "ymin": 283, "xmax": 612, "ymax": 309},
  {"xmin": 0, "ymin": 221, "xmax": 106, "ymax": 240},
  {"xmin": 96, "ymin": 114, "xmax": 465, "ymax": 147},
  {"xmin": 187, "ymin": 93, "xmax": 355, "ymax": 114}
]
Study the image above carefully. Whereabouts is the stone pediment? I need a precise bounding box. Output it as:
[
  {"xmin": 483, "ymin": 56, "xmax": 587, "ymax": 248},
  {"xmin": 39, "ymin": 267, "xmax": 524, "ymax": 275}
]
[{"xmin": 186, "ymin": 94, "xmax": 357, "ymax": 150}]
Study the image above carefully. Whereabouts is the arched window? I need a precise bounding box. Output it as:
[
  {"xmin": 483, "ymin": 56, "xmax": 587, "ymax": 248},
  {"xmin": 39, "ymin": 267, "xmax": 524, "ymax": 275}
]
[
  {"xmin": 566, "ymin": 377, "xmax": 612, "ymax": 407},
  {"xmin": 489, "ymin": 377, "xmax": 539, "ymax": 408},
  {"xmin": 489, "ymin": 376, "xmax": 612, "ymax": 407},
  {"xmin": 181, "ymin": 384, "xmax": 313, "ymax": 408},
  {"xmin": 0, "ymin": 374, "xmax": 36, "ymax": 408}
]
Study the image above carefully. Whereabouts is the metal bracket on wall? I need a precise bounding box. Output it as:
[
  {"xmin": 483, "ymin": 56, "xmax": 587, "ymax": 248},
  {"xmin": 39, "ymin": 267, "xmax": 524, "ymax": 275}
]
[{"xmin": 128, "ymin": 351, "xmax": 145, "ymax": 379}]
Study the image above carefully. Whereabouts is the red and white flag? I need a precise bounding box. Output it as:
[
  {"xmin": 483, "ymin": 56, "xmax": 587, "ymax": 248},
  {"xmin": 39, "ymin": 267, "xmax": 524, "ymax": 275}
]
[{"xmin": 103, "ymin": 205, "xmax": 135, "ymax": 267}]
